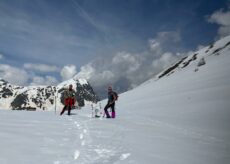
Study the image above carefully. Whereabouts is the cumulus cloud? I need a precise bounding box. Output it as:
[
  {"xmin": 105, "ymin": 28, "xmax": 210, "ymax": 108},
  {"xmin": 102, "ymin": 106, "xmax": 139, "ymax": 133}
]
[
  {"xmin": 60, "ymin": 65, "xmax": 77, "ymax": 80},
  {"xmin": 74, "ymin": 31, "xmax": 183, "ymax": 98},
  {"xmin": 0, "ymin": 63, "xmax": 60, "ymax": 86},
  {"xmin": 0, "ymin": 64, "xmax": 29, "ymax": 85},
  {"xmin": 0, "ymin": 61, "xmax": 61, "ymax": 86},
  {"xmin": 75, "ymin": 52, "xmax": 142, "ymax": 89},
  {"xmin": 148, "ymin": 31, "xmax": 181, "ymax": 56},
  {"xmin": 0, "ymin": 54, "xmax": 3, "ymax": 59},
  {"xmin": 74, "ymin": 62, "xmax": 115, "ymax": 87},
  {"xmin": 24, "ymin": 63, "xmax": 59, "ymax": 72},
  {"xmin": 30, "ymin": 75, "xmax": 58, "ymax": 86},
  {"xmin": 149, "ymin": 39, "xmax": 162, "ymax": 53},
  {"xmin": 74, "ymin": 63, "xmax": 95, "ymax": 80},
  {"xmin": 90, "ymin": 70, "xmax": 116, "ymax": 87},
  {"xmin": 112, "ymin": 52, "xmax": 141, "ymax": 74},
  {"xmin": 208, "ymin": 9, "xmax": 230, "ymax": 38}
]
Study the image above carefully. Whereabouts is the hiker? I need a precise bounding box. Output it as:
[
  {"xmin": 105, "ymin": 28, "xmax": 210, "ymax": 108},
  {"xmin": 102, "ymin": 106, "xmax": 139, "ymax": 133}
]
[
  {"xmin": 60, "ymin": 84, "xmax": 76, "ymax": 115},
  {"xmin": 104, "ymin": 86, "xmax": 118, "ymax": 118}
]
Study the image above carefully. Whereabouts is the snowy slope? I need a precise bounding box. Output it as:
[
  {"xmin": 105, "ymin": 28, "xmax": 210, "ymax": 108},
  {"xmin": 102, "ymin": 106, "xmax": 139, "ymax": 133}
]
[{"xmin": 0, "ymin": 36, "xmax": 230, "ymax": 164}]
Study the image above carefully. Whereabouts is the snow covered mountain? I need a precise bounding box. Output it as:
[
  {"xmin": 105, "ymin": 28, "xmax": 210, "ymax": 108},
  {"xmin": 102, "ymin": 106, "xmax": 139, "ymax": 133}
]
[
  {"xmin": 0, "ymin": 78, "xmax": 99, "ymax": 110},
  {"xmin": 0, "ymin": 36, "xmax": 229, "ymax": 164},
  {"xmin": 145, "ymin": 35, "xmax": 230, "ymax": 83}
]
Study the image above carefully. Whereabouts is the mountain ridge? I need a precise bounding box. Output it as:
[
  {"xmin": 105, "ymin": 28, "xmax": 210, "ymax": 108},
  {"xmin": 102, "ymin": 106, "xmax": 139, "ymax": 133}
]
[
  {"xmin": 139, "ymin": 35, "xmax": 230, "ymax": 88},
  {"xmin": 0, "ymin": 78, "xmax": 99, "ymax": 110}
]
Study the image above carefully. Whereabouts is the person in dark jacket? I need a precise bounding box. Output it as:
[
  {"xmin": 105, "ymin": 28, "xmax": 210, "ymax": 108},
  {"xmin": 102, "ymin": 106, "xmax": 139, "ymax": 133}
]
[
  {"xmin": 104, "ymin": 86, "xmax": 116, "ymax": 118},
  {"xmin": 60, "ymin": 84, "xmax": 76, "ymax": 115}
]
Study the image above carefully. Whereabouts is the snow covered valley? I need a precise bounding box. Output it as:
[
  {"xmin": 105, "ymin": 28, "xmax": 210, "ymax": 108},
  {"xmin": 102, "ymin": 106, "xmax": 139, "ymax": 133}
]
[{"xmin": 0, "ymin": 36, "xmax": 230, "ymax": 164}]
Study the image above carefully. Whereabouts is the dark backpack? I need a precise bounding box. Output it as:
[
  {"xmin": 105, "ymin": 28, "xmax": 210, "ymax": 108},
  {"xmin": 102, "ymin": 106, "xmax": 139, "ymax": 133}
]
[{"xmin": 112, "ymin": 91, "xmax": 118, "ymax": 101}]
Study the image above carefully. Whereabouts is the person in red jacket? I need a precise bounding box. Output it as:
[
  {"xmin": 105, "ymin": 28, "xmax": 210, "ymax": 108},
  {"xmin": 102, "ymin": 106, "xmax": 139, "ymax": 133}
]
[{"xmin": 60, "ymin": 84, "xmax": 76, "ymax": 115}]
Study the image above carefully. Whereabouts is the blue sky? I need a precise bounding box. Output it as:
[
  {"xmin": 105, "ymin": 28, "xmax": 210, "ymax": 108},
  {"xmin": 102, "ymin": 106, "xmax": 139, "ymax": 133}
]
[{"xmin": 0, "ymin": 0, "xmax": 229, "ymax": 92}]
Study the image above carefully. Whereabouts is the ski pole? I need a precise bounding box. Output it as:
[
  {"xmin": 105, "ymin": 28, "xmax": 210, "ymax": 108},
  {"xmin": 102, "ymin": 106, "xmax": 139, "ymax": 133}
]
[
  {"xmin": 54, "ymin": 94, "xmax": 57, "ymax": 115},
  {"xmin": 91, "ymin": 104, "xmax": 94, "ymax": 118},
  {"xmin": 99, "ymin": 102, "xmax": 103, "ymax": 117}
]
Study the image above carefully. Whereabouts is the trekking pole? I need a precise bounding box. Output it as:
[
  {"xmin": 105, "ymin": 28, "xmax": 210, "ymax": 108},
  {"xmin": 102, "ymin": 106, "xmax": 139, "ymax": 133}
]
[
  {"xmin": 91, "ymin": 104, "xmax": 94, "ymax": 118},
  {"xmin": 54, "ymin": 94, "xmax": 57, "ymax": 115},
  {"xmin": 100, "ymin": 103, "xmax": 106, "ymax": 117}
]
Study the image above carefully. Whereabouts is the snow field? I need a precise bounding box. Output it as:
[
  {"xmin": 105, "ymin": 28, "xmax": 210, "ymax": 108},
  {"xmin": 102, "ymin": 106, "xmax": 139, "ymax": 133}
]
[{"xmin": 0, "ymin": 36, "xmax": 230, "ymax": 164}]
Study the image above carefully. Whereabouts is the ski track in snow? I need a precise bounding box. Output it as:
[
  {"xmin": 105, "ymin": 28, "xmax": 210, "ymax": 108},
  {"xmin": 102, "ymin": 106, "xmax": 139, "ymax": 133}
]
[
  {"xmin": 24, "ymin": 113, "xmax": 132, "ymax": 164},
  {"xmin": 65, "ymin": 115, "xmax": 131, "ymax": 164}
]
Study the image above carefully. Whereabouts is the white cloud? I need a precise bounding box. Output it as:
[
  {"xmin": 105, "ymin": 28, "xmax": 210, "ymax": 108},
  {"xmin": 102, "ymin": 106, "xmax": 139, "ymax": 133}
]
[
  {"xmin": 24, "ymin": 63, "xmax": 59, "ymax": 72},
  {"xmin": 0, "ymin": 64, "xmax": 29, "ymax": 85},
  {"xmin": 208, "ymin": 9, "xmax": 230, "ymax": 38},
  {"xmin": 30, "ymin": 75, "xmax": 58, "ymax": 86},
  {"xmin": 218, "ymin": 26, "xmax": 230, "ymax": 37},
  {"xmin": 90, "ymin": 70, "xmax": 115, "ymax": 87},
  {"xmin": 74, "ymin": 63, "xmax": 95, "ymax": 80},
  {"xmin": 208, "ymin": 10, "xmax": 230, "ymax": 26},
  {"xmin": 74, "ymin": 31, "xmax": 183, "ymax": 96},
  {"xmin": 0, "ymin": 63, "xmax": 59, "ymax": 86},
  {"xmin": 112, "ymin": 52, "xmax": 141, "ymax": 74},
  {"xmin": 75, "ymin": 51, "xmax": 141, "ymax": 88},
  {"xmin": 149, "ymin": 39, "xmax": 161, "ymax": 53},
  {"xmin": 148, "ymin": 31, "xmax": 181, "ymax": 56},
  {"xmin": 60, "ymin": 65, "xmax": 77, "ymax": 80}
]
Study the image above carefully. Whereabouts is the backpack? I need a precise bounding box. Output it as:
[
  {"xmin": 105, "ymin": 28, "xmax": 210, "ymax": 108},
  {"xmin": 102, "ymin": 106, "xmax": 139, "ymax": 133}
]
[{"xmin": 113, "ymin": 91, "xmax": 118, "ymax": 101}]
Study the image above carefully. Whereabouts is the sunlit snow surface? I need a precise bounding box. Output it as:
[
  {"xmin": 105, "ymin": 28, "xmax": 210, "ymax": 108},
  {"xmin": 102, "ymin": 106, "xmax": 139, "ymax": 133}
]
[{"xmin": 0, "ymin": 36, "xmax": 230, "ymax": 164}]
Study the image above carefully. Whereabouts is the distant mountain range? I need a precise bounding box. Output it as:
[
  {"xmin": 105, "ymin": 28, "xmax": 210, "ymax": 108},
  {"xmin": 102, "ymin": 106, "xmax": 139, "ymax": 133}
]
[{"xmin": 0, "ymin": 78, "xmax": 99, "ymax": 110}]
